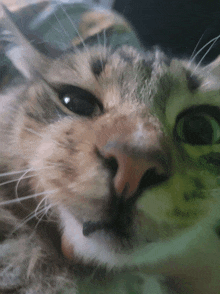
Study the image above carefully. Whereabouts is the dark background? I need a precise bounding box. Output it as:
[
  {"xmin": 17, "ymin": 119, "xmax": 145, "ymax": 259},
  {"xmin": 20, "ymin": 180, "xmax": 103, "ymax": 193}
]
[{"xmin": 114, "ymin": 0, "xmax": 220, "ymax": 64}]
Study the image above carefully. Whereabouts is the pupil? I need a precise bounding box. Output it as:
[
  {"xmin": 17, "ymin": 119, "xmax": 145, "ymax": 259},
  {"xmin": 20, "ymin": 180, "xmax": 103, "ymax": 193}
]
[{"xmin": 183, "ymin": 116, "xmax": 213, "ymax": 145}]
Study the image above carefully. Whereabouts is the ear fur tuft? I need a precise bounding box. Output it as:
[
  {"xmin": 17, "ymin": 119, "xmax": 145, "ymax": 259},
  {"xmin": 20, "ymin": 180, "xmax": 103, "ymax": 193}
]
[{"xmin": 0, "ymin": 4, "xmax": 51, "ymax": 79}]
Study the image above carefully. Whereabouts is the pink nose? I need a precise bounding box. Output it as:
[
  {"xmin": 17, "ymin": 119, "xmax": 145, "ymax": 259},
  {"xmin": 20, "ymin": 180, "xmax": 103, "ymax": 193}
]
[{"xmin": 102, "ymin": 146, "xmax": 167, "ymax": 196}]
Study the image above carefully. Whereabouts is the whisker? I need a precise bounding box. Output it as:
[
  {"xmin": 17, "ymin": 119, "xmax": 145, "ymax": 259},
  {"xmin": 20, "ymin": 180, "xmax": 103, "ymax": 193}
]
[
  {"xmin": 33, "ymin": 203, "xmax": 55, "ymax": 231},
  {"xmin": 53, "ymin": 11, "xmax": 71, "ymax": 40},
  {"xmin": 45, "ymin": 203, "xmax": 54, "ymax": 217},
  {"xmin": 0, "ymin": 166, "xmax": 53, "ymax": 183},
  {"xmin": 27, "ymin": 207, "xmax": 47, "ymax": 224},
  {"xmin": 0, "ymin": 190, "xmax": 57, "ymax": 206},
  {"xmin": 51, "ymin": 25, "xmax": 65, "ymax": 36},
  {"xmin": 0, "ymin": 174, "xmax": 34, "ymax": 187},
  {"xmin": 189, "ymin": 34, "xmax": 220, "ymax": 67},
  {"xmin": 40, "ymin": 198, "xmax": 54, "ymax": 218},
  {"xmin": 0, "ymin": 169, "xmax": 34, "ymax": 178},
  {"xmin": 12, "ymin": 206, "xmax": 50, "ymax": 234},
  {"xmin": 191, "ymin": 38, "xmax": 220, "ymax": 77},
  {"xmin": 54, "ymin": 0, "xmax": 88, "ymax": 52},
  {"xmin": 53, "ymin": 40, "xmax": 71, "ymax": 48},
  {"xmin": 15, "ymin": 198, "xmax": 55, "ymax": 234},
  {"xmin": 24, "ymin": 127, "xmax": 63, "ymax": 147},
  {"xmin": 34, "ymin": 195, "xmax": 48, "ymax": 219},
  {"xmin": 24, "ymin": 127, "xmax": 44, "ymax": 139},
  {"xmin": 189, "ymin": 32, "xmax": 205, "ymax": 63},
  {"xmin": 15, "ymin": 168, "xmax": 34, "ymax": 199}
]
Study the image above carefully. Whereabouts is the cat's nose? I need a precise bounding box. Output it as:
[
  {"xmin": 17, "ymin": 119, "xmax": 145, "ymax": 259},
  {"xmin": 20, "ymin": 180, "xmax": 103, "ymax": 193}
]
[{"xmin": 101, "ymin": 145, "xmax": 169, "ymax": 196}]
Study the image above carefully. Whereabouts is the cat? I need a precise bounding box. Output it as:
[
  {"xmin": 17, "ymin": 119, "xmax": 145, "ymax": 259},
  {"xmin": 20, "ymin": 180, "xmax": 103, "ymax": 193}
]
[{"xmin": 1, "ymin": 2, "xmax": 220, "ymax": 294}]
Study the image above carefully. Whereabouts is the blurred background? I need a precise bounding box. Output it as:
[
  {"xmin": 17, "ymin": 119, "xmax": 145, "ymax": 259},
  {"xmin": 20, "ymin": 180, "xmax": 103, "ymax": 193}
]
[
  {"xmin": 1, "ymin": 0, "xmax": 220, "ymax": 63},
  {"xmin": 1, "ymin": 0, "xmax": 114, "ymax": 11}
]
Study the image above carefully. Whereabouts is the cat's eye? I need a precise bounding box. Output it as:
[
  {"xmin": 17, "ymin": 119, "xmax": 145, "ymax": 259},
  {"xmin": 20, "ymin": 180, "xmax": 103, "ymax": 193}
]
[
  {"xmin": 58, "ymin": 86, "xmax": 102, "ymax": 116},
  {"xmin": 175, "ymin": 107, "xmax": 220, "ymax": 145}
]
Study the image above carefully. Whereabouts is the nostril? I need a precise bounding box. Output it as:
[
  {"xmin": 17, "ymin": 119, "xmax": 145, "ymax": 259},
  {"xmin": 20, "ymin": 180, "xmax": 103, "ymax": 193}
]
[
  {"xmin": 95, "ymin": 147, "xmax": 119, "ymax": 177},
  {"xmin": 138, "ymin": 167, "xmax": 168, "ymax": 191},
  {"xmin": 104, "ymin": 156, "xmax": 118, "ymax": 178},
  {"xmin": 97, "ymin": 143, "xmax": 170, "ymax": 195}
]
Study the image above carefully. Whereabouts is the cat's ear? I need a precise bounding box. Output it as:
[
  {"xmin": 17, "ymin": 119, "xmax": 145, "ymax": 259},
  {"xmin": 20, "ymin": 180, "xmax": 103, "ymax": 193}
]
[
  {"xmin": 0, "ymin": 4, "xmax": 51, "ymax": 79},
  {"xmin": 204, "ymin": 55, "xmax": 220, "ymax": 78}
]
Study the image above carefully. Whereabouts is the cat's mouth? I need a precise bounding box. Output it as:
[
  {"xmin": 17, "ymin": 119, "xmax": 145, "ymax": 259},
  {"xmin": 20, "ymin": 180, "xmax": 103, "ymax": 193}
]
[
  {"xmin": 59, "ymin": 171, "xmax": 168, "ymax": 263},
  {"xmin": 60, "ymin": 203, "xmax": 161, "ymax": 265},
  {"xmin": 82, "ymin": 168, "xmax": 168, "ymax": 238}
]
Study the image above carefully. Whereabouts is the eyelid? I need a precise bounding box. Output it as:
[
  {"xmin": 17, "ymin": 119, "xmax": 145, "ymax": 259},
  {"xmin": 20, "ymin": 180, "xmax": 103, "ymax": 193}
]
[{"xmin": 175, "ymin": 105, "xmax": 220, "ymax": 124}]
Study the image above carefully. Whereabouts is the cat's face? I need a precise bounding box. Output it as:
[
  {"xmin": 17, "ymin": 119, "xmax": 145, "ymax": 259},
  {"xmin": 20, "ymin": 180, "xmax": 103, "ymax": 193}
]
[{"xmin": 2, "ymin": 5, "xmax": 220, "ymax": 274}]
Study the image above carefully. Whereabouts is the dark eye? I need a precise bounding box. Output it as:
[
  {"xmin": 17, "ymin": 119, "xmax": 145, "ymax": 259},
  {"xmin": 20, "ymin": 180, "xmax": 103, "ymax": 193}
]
[
  {"xmin": 174, "ymin": 107, "xmax": 220, "ymax": 145},
  {"xmin": 58, "ymin": 86, "xmax": 102, "ymax": 116}
]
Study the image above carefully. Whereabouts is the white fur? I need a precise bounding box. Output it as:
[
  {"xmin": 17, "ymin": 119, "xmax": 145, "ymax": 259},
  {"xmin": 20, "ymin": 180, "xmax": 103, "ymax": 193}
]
[{"xmin": 60, "ymin": 201, "xmax": 220, "ymax": 273}]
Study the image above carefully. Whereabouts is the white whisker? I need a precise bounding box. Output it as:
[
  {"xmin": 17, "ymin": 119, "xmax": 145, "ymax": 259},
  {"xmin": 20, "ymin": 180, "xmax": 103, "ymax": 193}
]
[
  {"xmin": 0, "ymin": 190, "xmax": 57, "ymax": 206},
  {"xmin": 0, "ymin": 169, "xmax": 33, "ymax": 178},
  {"xmin": 53, "ymin": 11, "xmax": 71, "ymax": 40},
  {"xmin": 54, "ymin": 40, "xmax": 71, "ymax": 47},
  {"xmin": 24, "ymin": 127, "xmax": 44, "ymax": 139},
  {"xmin": 45, "ymin": 203, "xmax": 54, "ymax": 217},
  {"xmin": 15, "ymin": 168, "xmax": 35, "ymax": 203},
  {"xmin": 0, "ymin": 163, "xmax": 69, "ymax": 189},
  {"xmin": 33, "ymin": 203, "xmax": 54, "ymax": 231},
  {"xmin": 191, "ymin": 37, "xmax": 220, "ymax": 76},
  {"xmin": 54, "ymin": 0, "xmax": 88, "ymax": 52},
  {"xmin": 14, "ymin": 198, "xmax": 55, "ymax": 234},
  {"xmin": 189, "ymin": 34, "xmax": 220, "ymax": 67},
  {"xmin": 24, "ymin": 127, "xmax": 63, "ymax": 147},
  {"xmin": 51, "ymin": 25, "xmax": 65, "ymax": 35},
  {"xmin": 0, "ymin": 166, "xmax": 52, "ymax": 182},
  {"xmin": 13, "ymin": 206, "xmax": 50, "ymax": 233},
  {"xmin": 34, "ymin": 196, "xmax": 48, "ymax": 219},
  {"xmin": 189, "ymin": 32, "xmax": 205, "ymax": 63},
  {"xmin": 0, "ymin": 174, "xmax": 34, "ymax": 187}
]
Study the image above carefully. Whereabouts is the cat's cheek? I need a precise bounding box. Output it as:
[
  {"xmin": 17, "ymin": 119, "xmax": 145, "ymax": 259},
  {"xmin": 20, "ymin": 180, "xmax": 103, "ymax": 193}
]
[
  {"xmin": 33, "ymin": 139, "xmax": 55, "ymax": 166},
  {"xmin": 59, "ymin": 207, "xmax": 119, "ymax": 266}
]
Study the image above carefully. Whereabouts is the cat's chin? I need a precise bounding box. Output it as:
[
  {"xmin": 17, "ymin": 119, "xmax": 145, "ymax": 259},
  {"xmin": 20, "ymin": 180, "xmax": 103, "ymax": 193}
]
[
  {"xmin": 59, "ymin": 203, "xmax": 220, "ymax": 277},
  {"xmin": 58, "ymin": 206, "xmax": 167, "ymax": 270},
  {"xmin": 59, "ymin": 206, "xmax": 129, "ymax": 267}
]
